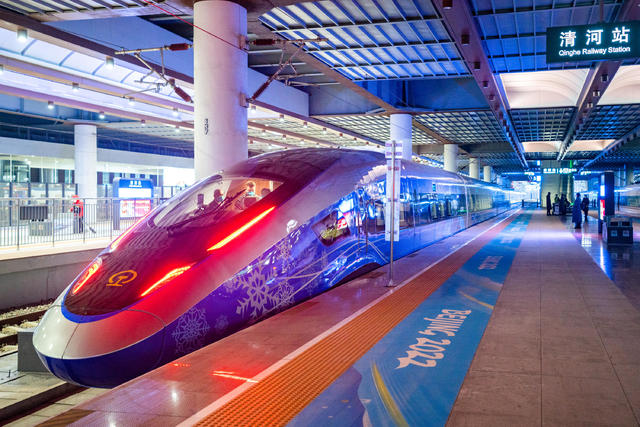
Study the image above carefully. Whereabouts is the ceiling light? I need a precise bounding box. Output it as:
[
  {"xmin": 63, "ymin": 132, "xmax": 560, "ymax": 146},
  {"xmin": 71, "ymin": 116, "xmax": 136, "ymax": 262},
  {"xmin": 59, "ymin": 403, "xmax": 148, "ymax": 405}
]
[
  {"xmin": 250, "ymin": 104, "xmax": 256, "ymax": 111},
  {"xmin": 461, "ymin": 34, "xmax": 470, "ymax": 45},
  {"xmin": 0, "ymin": 64, "xmax": 4, "ymax": 75},
  {"xmin": 592, "ymin": 89, "xmax": 600, "ymax": 97},
  {"xmin": 339, "ymin": 133, "xmax": 344, "ymax": 139},
  {"xmin": 72, "ymin": 82, "xmax": 79, "ymax": 92},
  {"xmin": 141, "ymin": 119, "xmax": 146, "ymax": 126},
  {"xmin": 322, "ymin": 127, "xmax": 327, "ymax": 135},
  {"xmin": 601, "ymin": 73, "xmax": 608, "ymax": 82},
  {"xmin": 98, "ymin": 111, "xmax": 105, "ymax": 119},
  {"xmin": 443, "ymin": 0, "xmax": 452, "ymax": 9},
  {"xmin": 279, "ymin": 114, "xmax": 285, "ymax": 122},
  {"xmin": 303, "ymin": 121, "xmax": 308, "ymax": 128},
  {"xmin": 473, "ymin": 61, "xmax": 481, "ymax": 70},
  {"xmin": 17, "ymin": 29, "xmax": 28, "ymax": 43},
  {"xmin": 105, "ymin": 56, "xmax": 114, "ymax": 70},
  {"xmin": 47, "ymin": 101, "xmax": 54, "ymax": 110},
  {"xmin": 261, "ymin": 129, "xmax": 266, "ymax": 135},
  {"xmin": 128, "ymin": 97, "xmax": 135, "ymax": 106},
  {"xmin": 482, "ymin": 80, "xmax": 489, "ymax": 88},
  {"xmin": 174, "ymin": 126, "xmax": 180, "ymax": 133}
]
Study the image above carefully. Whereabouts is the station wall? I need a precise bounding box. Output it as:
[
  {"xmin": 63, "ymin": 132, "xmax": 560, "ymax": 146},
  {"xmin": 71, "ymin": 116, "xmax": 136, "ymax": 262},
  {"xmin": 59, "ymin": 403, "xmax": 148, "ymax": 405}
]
[{"xmin": 0, "ymin": 246, "xmax": 102, "ymax": 310}]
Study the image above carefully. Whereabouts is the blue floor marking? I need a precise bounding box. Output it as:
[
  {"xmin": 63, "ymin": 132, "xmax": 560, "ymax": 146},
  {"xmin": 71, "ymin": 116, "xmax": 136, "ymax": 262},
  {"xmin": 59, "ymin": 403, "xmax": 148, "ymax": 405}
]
[{"xmin": 289, "ymin": 213, "xmax": 532, "ymax": 427}]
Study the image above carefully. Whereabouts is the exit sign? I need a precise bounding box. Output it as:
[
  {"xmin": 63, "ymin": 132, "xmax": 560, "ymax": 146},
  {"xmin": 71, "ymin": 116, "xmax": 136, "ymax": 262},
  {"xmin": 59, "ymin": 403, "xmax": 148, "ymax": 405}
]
[{"xmin": 546, "ymin": 21, "xmax": 640, "ymax": 63}]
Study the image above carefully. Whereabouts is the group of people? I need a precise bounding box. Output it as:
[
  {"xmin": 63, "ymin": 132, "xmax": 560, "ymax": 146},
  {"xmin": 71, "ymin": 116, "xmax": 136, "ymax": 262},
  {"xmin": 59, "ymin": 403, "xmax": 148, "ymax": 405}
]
[{"xmin": 545, "ymin": 191, "xmax": 590, "ymax": 229}]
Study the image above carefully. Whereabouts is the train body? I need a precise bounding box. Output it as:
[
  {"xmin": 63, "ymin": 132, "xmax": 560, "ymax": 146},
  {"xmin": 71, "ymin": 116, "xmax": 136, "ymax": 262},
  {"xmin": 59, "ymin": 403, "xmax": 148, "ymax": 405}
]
[
  {"xmin": 34, "ymin": 149, "xmax": 523, "ymax": 388},
  {"xmin": 617, "ymin": 184, "xmax": 640, "ymax": 217}
]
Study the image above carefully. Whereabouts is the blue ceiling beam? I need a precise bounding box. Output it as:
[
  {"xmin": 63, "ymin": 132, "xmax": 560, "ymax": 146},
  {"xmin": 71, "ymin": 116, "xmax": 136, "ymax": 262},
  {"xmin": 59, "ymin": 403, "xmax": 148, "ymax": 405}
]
[
  {"xmin": 558, "ymin": 0, "xmax": 639, "ymax": 160},
  {"xmin": 433, "ymin": 0, "xmax": 527, "ymax": 168},
  {"xmin": 579, "ymin": 123, "xmax": 640, "ymax": 171}
]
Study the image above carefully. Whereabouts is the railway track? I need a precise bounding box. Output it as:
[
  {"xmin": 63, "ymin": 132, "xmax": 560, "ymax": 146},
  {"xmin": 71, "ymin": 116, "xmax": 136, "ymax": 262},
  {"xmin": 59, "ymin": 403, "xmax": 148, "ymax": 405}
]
[{"xmin": 0, "ymin": 303, "xmax": 50, "ymax": 348}]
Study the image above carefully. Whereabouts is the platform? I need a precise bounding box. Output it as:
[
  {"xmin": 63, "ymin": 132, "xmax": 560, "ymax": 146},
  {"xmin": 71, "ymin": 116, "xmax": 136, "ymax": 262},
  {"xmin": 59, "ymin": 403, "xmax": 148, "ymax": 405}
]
[{"xmin": 37, "ymin": 210, "xmax": 640, "ymax": 426}]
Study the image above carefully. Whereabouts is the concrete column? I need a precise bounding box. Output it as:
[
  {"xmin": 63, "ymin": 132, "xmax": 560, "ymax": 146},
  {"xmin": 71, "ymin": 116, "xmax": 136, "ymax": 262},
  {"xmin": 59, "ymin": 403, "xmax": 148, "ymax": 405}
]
[
  {"xmin": 194, "ymin": 0, "xmax": 248, "ymax": 180},
  {"xmin": 390, "ymin": 114, "xmax": 413, "ymax": 160},
  {"xmin": 443, "ymin": 144, "xmax": 458, "ymax": 173},
  {"xmin": 483, "ymin": 165, "xmax": 492, "ymax": 183},
  {"xmin": 468, "ymin": 157, "xmax": 479, "ymax": 179},
  {"xmin": 626, "ymin": 164, "xmax": 634, "ymax": 186},
  {"xmin": 74, "ymin": 124, "xmax": 97, "ymax": 198}
]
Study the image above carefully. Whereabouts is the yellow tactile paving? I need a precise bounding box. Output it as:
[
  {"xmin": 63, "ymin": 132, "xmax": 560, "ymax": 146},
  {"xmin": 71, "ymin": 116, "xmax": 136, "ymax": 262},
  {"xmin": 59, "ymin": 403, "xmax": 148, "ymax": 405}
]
[{"xmin": 196, "ymin": 216, "xmax": 515, "ymax": 426}]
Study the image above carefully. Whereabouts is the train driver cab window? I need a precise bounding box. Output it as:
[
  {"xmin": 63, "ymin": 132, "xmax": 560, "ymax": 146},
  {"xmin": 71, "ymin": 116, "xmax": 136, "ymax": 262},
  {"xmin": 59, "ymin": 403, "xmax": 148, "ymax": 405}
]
[
  {"xmin": 152, "ymin": 176, "xmax": 282, "ymax": 228},
  {"xmin": 312, "ymin": 211, "xmax": 351, "ymax": 246}
]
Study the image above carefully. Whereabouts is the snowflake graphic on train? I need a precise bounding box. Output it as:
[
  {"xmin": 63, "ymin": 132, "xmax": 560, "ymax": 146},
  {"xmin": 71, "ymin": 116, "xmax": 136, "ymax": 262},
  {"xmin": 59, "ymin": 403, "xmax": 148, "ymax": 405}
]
[{"xmin": 171, "ymin": 307, "xmax": 210, "ymax": 354}]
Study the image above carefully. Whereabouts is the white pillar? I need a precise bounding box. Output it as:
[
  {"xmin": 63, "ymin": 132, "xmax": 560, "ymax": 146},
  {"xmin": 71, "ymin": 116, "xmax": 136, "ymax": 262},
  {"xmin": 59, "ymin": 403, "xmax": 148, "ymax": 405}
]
[
  {"xmin": 443, "ymin": 144, "xmax": 458, "ymax": 173},
  {"xmin": 468, "ymin": 157, "xmax": 479, "ymax": 179},
  {"xmin": 74, "ymin": 124, "xmax": 97, "ymax": 198},
  {"xmin": 483, "ymin": 165, "xmax": 492, "ymax": 183},
  {"xmin": 194, "ymin": 0, "xmax": 248, "ymax": 180},
  {"xmin": 626, "ymin": 164, "xmax": 634, "ymax": 186},
  {"xmin": 390, "ymin": 114, "xmax": 413, "ymax": 161}
]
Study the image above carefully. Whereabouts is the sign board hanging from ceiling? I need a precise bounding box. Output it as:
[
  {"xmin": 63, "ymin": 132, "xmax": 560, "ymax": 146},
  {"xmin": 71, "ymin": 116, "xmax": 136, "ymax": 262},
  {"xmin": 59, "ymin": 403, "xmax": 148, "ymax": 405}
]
[{"xmin": 546, "ymin": 21, "xmax": 640, "ymax": 63}]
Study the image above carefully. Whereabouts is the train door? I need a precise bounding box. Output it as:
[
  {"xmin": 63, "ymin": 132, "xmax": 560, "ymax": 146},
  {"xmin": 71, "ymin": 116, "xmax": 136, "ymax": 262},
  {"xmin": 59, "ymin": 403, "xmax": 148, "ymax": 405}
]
[
  {"xmin": 354, "ymin": 187, "xmax": 369, "ymax": 255},
  {"xmin": 396, "ymin": 176, "xmax": 416, "ymax": 256}
]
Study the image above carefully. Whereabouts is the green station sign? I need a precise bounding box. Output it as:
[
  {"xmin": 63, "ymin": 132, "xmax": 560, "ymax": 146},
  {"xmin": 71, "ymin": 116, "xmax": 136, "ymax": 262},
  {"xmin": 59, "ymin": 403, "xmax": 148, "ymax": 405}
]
[{"xmin": 546, "ymin": 21, "xmax": 640, "ymax": 63}]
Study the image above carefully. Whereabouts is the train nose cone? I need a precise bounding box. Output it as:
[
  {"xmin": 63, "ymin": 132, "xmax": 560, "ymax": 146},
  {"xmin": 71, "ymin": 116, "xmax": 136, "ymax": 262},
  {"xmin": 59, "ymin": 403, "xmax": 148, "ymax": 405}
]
[{"xmin": 34, "ymin": 305, "xmax": 166, "ymax": 388}]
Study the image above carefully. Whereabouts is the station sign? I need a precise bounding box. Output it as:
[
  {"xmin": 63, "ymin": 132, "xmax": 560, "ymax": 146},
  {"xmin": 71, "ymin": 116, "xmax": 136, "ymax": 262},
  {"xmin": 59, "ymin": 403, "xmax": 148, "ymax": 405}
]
[
  {"xmin": 113, "ymin": 178, "xmax": 154, "ymax": 219},
  {"xmin": 542, "ymin": 167, "xmax": 576, "ymax": 174},
  {"xmin": 546, "ymin": 21, "xmax": 640, "ymax": 63}
]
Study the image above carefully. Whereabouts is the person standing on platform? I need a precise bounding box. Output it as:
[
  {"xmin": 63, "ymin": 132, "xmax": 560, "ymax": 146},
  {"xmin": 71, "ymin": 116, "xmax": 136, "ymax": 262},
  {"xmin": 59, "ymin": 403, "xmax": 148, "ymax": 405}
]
[
  {"xmin": 573, "ymin": 193, "xmax": 583, "ymax": 229},
  {"xmin": 71, "ymin": 195, "xmax": 84, "ymax": 234},
  {"xmin": 581, "ymin": 194, "xmax": 590, "ymax": 222},
  {"xmin": 546, "ymin": 192, "xmax": 552, "ymax": 216}
]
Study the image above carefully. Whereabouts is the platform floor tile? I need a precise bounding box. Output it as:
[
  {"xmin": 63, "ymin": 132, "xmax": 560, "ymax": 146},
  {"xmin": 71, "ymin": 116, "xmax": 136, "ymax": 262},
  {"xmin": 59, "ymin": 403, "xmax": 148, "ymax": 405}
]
[{"xmin": 448, "ymin": 210, "xmax": 640, "ymax": 426}]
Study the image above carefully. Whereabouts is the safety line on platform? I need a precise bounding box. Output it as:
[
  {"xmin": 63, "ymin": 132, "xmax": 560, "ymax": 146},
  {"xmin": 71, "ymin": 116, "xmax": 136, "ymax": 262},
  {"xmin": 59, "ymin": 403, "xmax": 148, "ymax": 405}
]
[{"xmin": 181, "ymin": 210, "xmax": 521, "ymax": 427}]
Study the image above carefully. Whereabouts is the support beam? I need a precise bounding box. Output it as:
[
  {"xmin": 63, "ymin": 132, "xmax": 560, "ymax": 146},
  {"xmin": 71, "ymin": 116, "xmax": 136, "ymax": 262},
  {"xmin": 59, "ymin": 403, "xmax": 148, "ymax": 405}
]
[
  {"xmin": 194, "ymin": 0, "xmax": 247, "ymax": 179},
  {"xmin": 483, "ymin": 165, "xmax": 492, "ymax": 183},
  {"xmin": 250, "ymin": 99, "xmax": 383, "ymax": 146},
  {"xmin": 469, "ymin": 157, "xmax": 479, "ymax": 179},
  {"xmin": 557, "ymin": 0, "xmax": 640, "ymax": 160},
  {"xmin": 433, "ymin": 0, "xmax": 527, "ymax": 169},
  {"xmin": 557, "ymin": 63, "xmax": 620, "ymax": 160},
  {"xmin": 74, "ymin": 124, "xmax": 97, "ymax": 198},
  {"xmin": 579, "ymin": 122, "xmax": 640, "ymax": 171},
  {"xmin": 390, "ymin": 113, "xmax": 413, "ymax": 160},
  {"xmin": 0, "ymin": 9, "xmax": 193, "ymax": 87},
  {"xmin": 443, "ymin": 144, "xmax": 458, "ymax": 173}
]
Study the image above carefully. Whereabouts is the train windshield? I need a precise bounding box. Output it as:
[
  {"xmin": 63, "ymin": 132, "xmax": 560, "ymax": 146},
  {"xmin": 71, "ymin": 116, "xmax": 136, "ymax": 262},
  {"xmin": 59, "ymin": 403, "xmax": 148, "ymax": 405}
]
[{"xmin": 152, "ymin": 176, "xmax": 283, "ymax": 230}]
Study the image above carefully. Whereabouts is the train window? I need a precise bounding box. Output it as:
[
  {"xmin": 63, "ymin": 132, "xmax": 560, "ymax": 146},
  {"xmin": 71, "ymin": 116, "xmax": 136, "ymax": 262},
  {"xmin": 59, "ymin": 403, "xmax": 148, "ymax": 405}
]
[
  {"xmin": 152, "ymin": 177, "xmax": 282, "ymax": 228},
  {"xmin": 312, "ymin": 211, "xmax": 351, "ymax": 246}
]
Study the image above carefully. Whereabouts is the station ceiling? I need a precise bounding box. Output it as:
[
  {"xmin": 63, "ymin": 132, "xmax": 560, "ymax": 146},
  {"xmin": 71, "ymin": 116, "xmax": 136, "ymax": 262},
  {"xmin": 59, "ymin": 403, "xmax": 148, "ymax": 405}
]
[{"xmin": 0, "ymin": 0, "xmax": 640, "ymax": 177}]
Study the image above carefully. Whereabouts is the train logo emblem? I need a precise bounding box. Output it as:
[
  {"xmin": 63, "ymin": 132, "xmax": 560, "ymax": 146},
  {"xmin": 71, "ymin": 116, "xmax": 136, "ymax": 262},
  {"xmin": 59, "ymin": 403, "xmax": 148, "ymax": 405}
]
[{"xmin": 106, "ymin": 270, "xmax": 137, "ymax": 287}]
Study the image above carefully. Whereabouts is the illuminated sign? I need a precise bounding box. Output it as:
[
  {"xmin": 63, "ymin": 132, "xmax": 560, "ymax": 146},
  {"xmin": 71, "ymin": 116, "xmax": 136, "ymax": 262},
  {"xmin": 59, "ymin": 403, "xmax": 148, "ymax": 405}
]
[
  {"xmin": 542, "ymin": 168, "xmax": 577, "ymax": 174},
  {"xmin": 546, "ymin": 21, "xmax": 640, "ymax": 63}
]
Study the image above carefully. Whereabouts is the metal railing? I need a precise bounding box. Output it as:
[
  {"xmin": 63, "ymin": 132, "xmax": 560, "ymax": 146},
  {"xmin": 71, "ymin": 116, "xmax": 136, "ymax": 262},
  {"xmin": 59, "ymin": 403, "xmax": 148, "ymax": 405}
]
[{"xmin": 0, "ymin": 197, "xmax": 166, "ymax": 250}]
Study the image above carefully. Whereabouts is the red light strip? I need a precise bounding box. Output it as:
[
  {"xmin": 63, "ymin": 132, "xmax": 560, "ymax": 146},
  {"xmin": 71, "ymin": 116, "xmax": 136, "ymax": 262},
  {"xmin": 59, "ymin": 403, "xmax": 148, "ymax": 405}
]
[
  {"xmin": 207, "ymin": 206, "xmax": 275, "ymax": 251},
  {"xmin": 110, "ymin": 211, "xmax": 151, "ymax": 252},
  {"xmin": 140, "ymin": 265, "xmax": 193, "ymax": 297},
  {"xmin": 71, "ymin": 259, "xmax": 102, "ymax": 295}
]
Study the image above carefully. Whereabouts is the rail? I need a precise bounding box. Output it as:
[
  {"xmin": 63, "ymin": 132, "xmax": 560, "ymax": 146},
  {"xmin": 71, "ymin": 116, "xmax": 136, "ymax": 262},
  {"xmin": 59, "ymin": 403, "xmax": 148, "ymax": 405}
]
[{"xmin": 0, "ymin": 197, "xmax": 165, "ymax": 250}]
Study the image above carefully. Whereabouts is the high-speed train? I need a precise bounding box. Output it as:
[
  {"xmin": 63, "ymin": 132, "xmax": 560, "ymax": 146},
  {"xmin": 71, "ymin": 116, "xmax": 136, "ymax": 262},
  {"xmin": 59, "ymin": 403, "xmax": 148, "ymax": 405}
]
[
  {"xmin": 617, "ymin": 184, "xmax": 640, "ymax": 217},
  {"xmin": 34, "ymin": 149, "xmax": 523, "ymax": 388}
]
